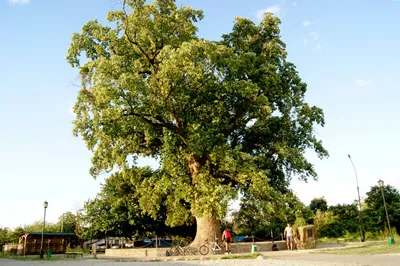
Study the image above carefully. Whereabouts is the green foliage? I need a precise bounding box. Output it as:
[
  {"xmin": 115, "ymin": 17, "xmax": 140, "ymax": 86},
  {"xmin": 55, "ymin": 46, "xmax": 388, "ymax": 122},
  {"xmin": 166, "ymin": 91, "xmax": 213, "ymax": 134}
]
[
  {"xmin": 170, "ymin": 235, "xmax": 193, "ymax": 246},
  {"xmin": 232, "ymin": 191, "xmax": 311, "ymax": 238},
  {"xmin": 314, "ymin": 210, "xmax": 341, "ymax": 238},
  {"xmin": 309, "ymin": 197, "xmax": 328, "ymax": 213},
  {"xmin": 67, "ymin": 0, "xmax": 327, "ymax": 237},
  {"xmin": 6, "ymin": 227, "xmax": 25, "ymax": 243},
  {"xmin": 80, "ymin": 169, "xmax": 195, "ymax": 240},
  {"xmin": 293, "ymin": 210, "xmax": 307, "ymax": 228},
  {"xmin": 23, "ymin": 221, "xmax": 59, "ymax": 233},
  {"xmin": 328, "ymin": 203, "xmax": 359, "ymax": 234},
  {"xmin": 318, "ymin": 241, "xmax": 400, "ymax": 255},
  {"xmin": 0, "ymin": 227, "xmax": 10, "ymax": 249},
  {"xmin": 57, "ymin": 212, "xmax": 77, "ymax": 233},
  {"xmin": 2, "ymin": 215, "xmax": 78, "ymax": 247},
  {"xmin": 364, "ymin": 185, "xmax": 400, "ymax": 235}
]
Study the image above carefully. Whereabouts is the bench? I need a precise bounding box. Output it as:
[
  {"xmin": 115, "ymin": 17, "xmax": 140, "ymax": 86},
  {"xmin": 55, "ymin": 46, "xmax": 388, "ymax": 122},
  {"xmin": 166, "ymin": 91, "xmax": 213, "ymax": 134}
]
[{"xmin": 64, "ymin": 252, "xmax": 84, "ymax": 258}]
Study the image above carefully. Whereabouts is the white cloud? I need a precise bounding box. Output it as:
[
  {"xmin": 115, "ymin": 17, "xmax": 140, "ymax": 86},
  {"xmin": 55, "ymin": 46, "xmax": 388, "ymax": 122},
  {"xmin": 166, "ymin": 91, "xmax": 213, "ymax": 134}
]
[
  {"xmin": 315, "ymin": 43, "xmax": 323, "ymax": 51},
  {"xmin": 292, "ymin": 2, "xmax": 298, "ymax": 7},
  {"xmin": 309, "ymin": 31, "xmax": 320, "ymax": 40},
  {"xmin": 355, "ymin": 78, "xmax": 372, "ymax": 87},
  {"xmin": 303, "ymin": 20, "xmax": 312, "ymax": 27},
  {"xmin": 8, "ymin": 0, "xmax": 29, "ymax": 5},
  {"xmin": 256, "ymin": 5, "xmax": 281, "ymax": 20}
]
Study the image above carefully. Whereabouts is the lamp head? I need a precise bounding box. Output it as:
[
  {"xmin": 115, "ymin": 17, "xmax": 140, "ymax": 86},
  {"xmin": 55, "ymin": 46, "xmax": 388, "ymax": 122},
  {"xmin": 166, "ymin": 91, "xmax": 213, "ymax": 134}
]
[
  {"xmin": 378, "ymin": 179, "xmax": 384, "ymax": 188},
  {"xmin": 43, "ymin": 201, "xmax": 48, "ymax": 209},
  {"xmin": 348, "ymin": 154, "xmax": 351, "ymax": 158}
]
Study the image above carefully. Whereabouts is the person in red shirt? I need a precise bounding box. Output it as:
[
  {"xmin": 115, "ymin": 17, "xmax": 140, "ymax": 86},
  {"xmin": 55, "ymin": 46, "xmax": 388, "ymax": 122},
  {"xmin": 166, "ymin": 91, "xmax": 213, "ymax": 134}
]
[{"xmin": 222, "ymin": 228, "xmax": 232, "ymax": 254}]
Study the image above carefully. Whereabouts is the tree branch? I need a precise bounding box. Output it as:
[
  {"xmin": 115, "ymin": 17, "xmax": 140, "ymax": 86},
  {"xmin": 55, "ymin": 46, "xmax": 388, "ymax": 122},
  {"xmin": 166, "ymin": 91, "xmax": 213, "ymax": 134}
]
[{"xmin": 122, "ymin": 0, "xmax": 154, "ymax": 65}]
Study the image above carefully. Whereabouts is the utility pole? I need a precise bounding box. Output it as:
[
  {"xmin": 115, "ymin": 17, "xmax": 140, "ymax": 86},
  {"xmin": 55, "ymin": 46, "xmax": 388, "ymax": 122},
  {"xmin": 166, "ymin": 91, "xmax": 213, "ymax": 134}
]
[
  {"xmin": 348, "ymin": 154, "xmax": 365, "ymax": 242},
  {"xmin": 378, "ymin": 179, "xmax": 394, "ymax": 244},
  {"xmin": 61, "ymin": 213, "xmax": 64, "ymax": 233}
]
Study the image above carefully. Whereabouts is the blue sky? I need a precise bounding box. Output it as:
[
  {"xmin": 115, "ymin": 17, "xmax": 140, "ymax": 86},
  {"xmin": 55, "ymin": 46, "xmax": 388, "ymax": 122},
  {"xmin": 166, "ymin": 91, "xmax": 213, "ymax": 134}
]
[{"xmin": 1, "ymin": 0, "xmax": 400, "ymax": 228}]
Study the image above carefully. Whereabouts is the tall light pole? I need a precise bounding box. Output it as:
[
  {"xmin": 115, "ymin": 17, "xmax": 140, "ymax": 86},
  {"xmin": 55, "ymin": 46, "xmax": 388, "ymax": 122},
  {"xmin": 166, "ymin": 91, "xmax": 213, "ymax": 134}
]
[
  {"xmin": 378, "ymin": 179, "xmax": 393, "ymax": 244},
  {"xmin": 347, "ymin": 154, "xmax": 365, "ymax": 242},
  {"xmin": 61, "ymin": 213, "xmax": 64, "ymax": 233},
  {"xmin": 40, "ymin": 201, "xmax": 48, "ymax": 259}
]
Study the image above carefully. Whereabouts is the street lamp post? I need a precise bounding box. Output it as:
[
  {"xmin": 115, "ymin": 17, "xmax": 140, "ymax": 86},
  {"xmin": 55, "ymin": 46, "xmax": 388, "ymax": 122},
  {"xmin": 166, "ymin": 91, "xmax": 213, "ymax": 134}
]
[
  {"xmin": 347, "ymin": 154, "xmax": 365, "ymax": 242},
  {"xmin": 61, "ymin": 213, "xmax": 64, "ymax": 233},
  {"xmin": 378, "ymin": 179, "xmax": 393, "ymax": 243},
  {"xmin": 40, "ymin": 201, "xmax": 48, "ymax": 259}
]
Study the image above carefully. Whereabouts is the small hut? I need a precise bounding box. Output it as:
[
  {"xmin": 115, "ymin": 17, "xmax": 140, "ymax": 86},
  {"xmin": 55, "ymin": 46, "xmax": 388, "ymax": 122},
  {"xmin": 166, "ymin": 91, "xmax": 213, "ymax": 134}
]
[
  {"xmin": 296, "ymin": 225, "xmax": 316, "ymax": 249},
  {"xmin": 19, "ymin": 232, "xmax": 75, "ymax": 255}
]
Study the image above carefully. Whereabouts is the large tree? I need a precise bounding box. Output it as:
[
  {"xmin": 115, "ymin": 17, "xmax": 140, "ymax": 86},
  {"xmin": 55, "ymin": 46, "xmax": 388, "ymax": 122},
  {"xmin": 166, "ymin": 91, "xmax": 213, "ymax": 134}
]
[{"xmin": 67, "ymin": 0, "xmax": 327, "ymax": 245}]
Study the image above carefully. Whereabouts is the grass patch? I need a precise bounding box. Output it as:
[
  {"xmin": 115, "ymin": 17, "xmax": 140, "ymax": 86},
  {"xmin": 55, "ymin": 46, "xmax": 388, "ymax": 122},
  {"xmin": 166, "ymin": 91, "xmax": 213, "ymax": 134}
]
[
  {"xmin": 317, "ymin": 237, "xmax": 344, "ymax": 244},
  {"xmin": 317, "ymin": 231, "xmax": 400, "ymax": 244},
  {"xmin": 0, "ymin": 254, "xmax": 90, "ymax": 261},
  {"xmin": 220, "ymin": 253, "xmax": 260, "ymax": 260},
  {"xmin": 0, "ymin": 255, "xmax": 59, "ymax": 261},
  {"xmin": 318, "ymin": 241, "xmax": 400, "ymax": 255}
]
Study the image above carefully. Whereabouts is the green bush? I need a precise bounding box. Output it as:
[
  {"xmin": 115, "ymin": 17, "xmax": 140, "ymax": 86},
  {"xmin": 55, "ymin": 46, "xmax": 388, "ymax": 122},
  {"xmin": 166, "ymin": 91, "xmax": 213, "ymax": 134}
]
[{"xmin": 317, "ymin": 229, "xmax": 400, "ymax": 244}]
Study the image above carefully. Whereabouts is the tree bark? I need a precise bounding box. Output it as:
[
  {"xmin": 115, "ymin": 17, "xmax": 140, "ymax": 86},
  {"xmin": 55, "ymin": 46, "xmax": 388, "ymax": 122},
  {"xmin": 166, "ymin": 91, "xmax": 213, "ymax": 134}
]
[
  {"xmin": 191, "ymin": 217, "xmax": 221, "ymax": 247},
  {"xmin": 187, "ymin": 155, "xmax": 221, "ymax": 247}
]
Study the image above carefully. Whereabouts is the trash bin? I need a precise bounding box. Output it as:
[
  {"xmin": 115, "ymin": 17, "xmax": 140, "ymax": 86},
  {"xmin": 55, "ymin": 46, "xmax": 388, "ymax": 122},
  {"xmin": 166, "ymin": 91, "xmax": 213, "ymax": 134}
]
[
  {"xmin": 388, "ymin": 237, "xmax": 395, "ymax": 245},
  {"xmin": 46, "ymin": 249, "xmax": 52, "ymax": 258},
  {"xmin": 251, "ymin": 244, "xmax": 257, "ymax": 253}
]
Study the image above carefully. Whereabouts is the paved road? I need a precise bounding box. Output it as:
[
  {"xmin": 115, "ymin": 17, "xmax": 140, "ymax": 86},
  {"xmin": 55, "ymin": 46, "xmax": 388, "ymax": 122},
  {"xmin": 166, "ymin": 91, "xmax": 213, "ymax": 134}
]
[
  {"xmin": 1, "ymin": 250, "xmax": 399, "ymax": 266},
  {"xmin": 269, "ymin": 250, "xmax": 400, "ymax": 266}
]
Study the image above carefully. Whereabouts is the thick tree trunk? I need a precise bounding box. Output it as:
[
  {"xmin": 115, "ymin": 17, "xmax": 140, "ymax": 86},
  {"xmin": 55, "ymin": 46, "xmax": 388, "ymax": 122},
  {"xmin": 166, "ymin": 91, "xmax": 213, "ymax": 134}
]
[
  {"xmin": 187, "ymin": 155, "xmax": 221, "ymax": 247},
  {"xmin": 191, "ymin": 217, "xmax": 221, "ymax": 247}
]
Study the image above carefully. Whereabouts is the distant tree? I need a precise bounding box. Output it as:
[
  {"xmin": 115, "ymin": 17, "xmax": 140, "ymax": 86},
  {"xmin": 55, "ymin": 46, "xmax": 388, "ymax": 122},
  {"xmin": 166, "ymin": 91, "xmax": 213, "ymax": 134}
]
[
  {"xmin": 309, "ymin": 197, "xmax": 328, "ymax": 213},
  {"xmin": 23, "ymin": 221, "xmax": 58, "ymax": 233},
  {"xmin": 364, "ymin": 185, "xmax": 400, "ymax": 234},
  {"xmin": 293, "ymin": 210, "xmax": 307, "ymax": 228},
  {"xmin": 286, "ymin": 193, "xmax": 313, "ymax": 224},
  {"xmin": 56, "ymin": 212, "xmax": 77, "ymax": 233},
  {"xmin": 328, "ymin": 203, "xmax": 359, "ymax": 234},
  {"xmin": 80, "ymin": 169, "xmax": 195, "ymax": 240},
  {"xmin": 0, "ymin": 227, "xmax": 10, "ymax": 249},
  {"xmin": 232, "ymin": 191, "xmax": 311, "ymax": 238},
  {"xmin": 7, "ymin": 227, "xmax": 25, "ymax": 243},
  {"xmin": 313, "ymin": 210, "xmax": 340, "ymax": 238}
]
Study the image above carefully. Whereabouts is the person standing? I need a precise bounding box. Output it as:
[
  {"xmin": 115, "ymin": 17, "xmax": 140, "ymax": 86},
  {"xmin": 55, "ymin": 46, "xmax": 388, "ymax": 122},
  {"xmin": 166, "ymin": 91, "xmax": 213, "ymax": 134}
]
[
  {"xmin": 284, "ymin": 224, "xmax": 294, "ymax": 250},
  {"xmin": 222, "ymin": 228, "xmax": 232, "ymax": 254}
]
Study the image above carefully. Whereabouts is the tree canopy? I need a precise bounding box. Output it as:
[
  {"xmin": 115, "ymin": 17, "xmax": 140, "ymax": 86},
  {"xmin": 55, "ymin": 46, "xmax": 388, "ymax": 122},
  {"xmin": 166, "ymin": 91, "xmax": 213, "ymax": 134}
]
[
  {"xmin": 364, "ymin": 184, "xmax": 400, "ymax": 234},
  {"xmin": 67, "ymin": 0, "xmax": 328, "ymax": 244},
  {"xmin": 309, "ymin": 197, "xmax": 328, "ymax": 213},
  {"xmin": 328, "ymin": 203, "xmax": 359, "ymax": 234},
  {"xmin": 232, "ymin": 191, "xmax": 312, "ymax": 238},
  {"xmin": 59, "ymin": 212, "xmax": 78, "ymax": 233},
  {"xmin": 80, "ymin": 168, "xmax": 195, "ymax": 240}
]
